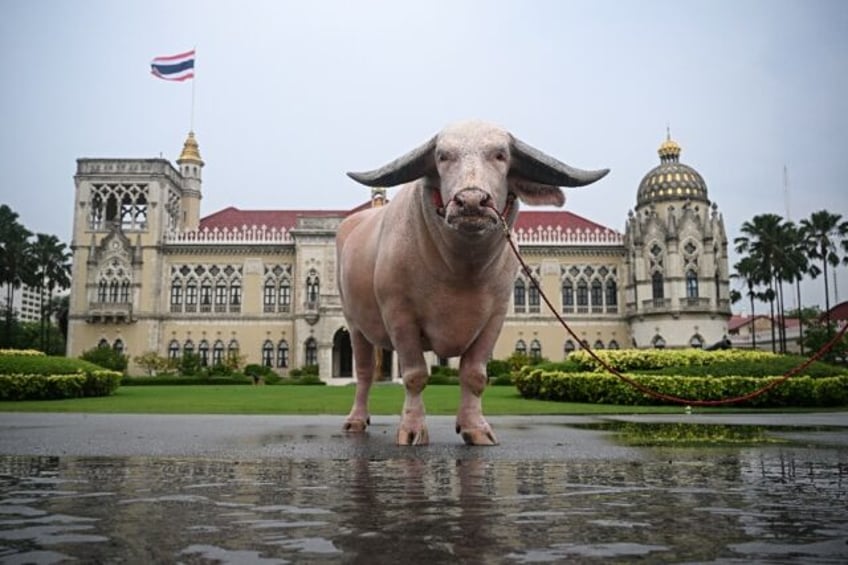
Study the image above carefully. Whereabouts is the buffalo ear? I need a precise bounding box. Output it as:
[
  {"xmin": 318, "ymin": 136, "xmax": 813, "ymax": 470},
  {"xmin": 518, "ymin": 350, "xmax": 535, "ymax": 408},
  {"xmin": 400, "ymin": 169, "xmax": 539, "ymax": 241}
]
[
  {"xmin": 510, "ymin": 135, "xmax": 609, "ymax": 188},
  {"xmin": 508, "ymin": 177, "xmax": 566, "ymax": 207},
  {"xmin": 347, "ymin": 135, "xmax": 437, "ymax": 188}
]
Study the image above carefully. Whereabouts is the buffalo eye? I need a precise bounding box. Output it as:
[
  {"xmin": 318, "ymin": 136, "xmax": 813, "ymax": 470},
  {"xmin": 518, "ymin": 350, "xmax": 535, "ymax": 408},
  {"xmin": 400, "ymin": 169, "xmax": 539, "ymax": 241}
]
[
  {"xmin": 493, "ymin": 150, "xmax": 507, "ymax": 162},
  {"xmin": 437, "ymin": 151, "xmax": 455, "ymax": 163}
]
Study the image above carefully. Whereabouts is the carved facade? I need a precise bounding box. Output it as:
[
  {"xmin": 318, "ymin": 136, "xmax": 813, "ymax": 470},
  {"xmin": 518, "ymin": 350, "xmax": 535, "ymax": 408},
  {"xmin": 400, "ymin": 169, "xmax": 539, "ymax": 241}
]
[{"xmin": 67, "ymin": 132, "xmax": 731, "ymax": 381}]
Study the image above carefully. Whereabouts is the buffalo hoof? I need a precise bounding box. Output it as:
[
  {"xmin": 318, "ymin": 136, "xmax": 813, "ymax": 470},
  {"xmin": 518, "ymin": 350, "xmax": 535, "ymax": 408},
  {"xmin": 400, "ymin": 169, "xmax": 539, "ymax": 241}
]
[
  {"xmin": 396, "ymin": 426, "xmax": 429, "ymax": 446},
  {"xmin": 343, "ymin": 417, "xmax": 370, "ymax": 433},
  {"xmin": 457, "ymin": 427, "xmax": 499, "ymax": 446}
]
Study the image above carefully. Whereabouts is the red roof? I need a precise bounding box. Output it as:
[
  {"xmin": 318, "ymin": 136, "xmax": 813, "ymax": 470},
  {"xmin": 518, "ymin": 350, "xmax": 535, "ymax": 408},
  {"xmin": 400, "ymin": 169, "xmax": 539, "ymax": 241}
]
[
  {"xmin": 199, "ymin": 204, "xmax": 619, "ymax": 233},
  {"xmin": 821, "ymin": 301, "xmax": 848, "ymax": 322},
  {"xmin": 729, "ymin": 314, "xmax": 802, "ymax": 331}
]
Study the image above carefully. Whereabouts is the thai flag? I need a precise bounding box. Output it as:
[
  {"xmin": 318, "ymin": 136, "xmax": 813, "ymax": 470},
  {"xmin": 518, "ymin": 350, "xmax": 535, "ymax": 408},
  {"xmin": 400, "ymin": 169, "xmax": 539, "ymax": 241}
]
[{"xmin": 150, "ymin": 49, "xmax": 195, "ymax": 82}]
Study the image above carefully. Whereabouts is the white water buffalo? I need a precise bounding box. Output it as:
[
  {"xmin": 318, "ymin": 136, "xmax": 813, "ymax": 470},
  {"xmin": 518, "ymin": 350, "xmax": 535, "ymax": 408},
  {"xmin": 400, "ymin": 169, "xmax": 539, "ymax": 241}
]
[{"xmin": 337, "ymin": 121, "xmax": 608, "ymax": 445}]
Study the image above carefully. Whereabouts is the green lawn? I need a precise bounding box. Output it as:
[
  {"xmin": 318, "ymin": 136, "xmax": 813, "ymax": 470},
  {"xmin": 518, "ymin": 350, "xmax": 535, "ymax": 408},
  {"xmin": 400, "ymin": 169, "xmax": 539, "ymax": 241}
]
[{"xmin": 0, "ymin": 384, "xmax": 689, "ymax": 415}]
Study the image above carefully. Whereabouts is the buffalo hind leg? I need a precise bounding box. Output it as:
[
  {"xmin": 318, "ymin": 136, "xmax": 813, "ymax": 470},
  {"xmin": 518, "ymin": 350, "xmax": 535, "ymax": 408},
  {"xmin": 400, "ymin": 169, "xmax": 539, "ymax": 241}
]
[{"xmin": 343, "ymin": 329, "xmax": 375, "ymax": 433}]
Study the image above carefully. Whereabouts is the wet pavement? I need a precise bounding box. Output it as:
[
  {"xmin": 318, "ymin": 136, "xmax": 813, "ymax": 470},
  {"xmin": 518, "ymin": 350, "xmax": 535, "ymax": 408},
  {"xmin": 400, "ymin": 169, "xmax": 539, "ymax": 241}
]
[{"xmin": 0, "ymin": 412, "xmax": 846, "ymax": 563}]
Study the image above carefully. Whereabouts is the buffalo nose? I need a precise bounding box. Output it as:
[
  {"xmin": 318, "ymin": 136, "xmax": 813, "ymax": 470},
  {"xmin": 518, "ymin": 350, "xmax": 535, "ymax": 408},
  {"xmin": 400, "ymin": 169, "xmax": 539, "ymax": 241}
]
[{"xmin": 452, "ymin": 188, "xmax": 492, "ymax": 209}]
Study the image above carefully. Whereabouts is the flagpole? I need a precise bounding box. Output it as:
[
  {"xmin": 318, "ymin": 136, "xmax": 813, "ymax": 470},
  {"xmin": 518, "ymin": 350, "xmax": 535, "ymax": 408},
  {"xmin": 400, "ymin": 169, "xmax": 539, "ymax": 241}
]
[{"xmin": 190, "ymin": 46, "xmax": 197, "ymax": 132}]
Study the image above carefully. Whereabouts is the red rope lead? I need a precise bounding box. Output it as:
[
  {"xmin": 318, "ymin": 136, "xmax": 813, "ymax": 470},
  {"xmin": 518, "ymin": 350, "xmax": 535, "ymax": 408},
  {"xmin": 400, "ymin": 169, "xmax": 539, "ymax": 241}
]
[{"xmin": 499, "ymin": 216, "xmax": 848, "ymax": 406}]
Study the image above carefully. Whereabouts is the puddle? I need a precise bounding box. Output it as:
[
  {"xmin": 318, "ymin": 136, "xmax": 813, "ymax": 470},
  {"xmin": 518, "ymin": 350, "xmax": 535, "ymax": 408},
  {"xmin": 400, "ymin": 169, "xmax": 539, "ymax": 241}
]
[{"xmin": 0, "ymin": 446, "xmax": 846, "ymax": 563}]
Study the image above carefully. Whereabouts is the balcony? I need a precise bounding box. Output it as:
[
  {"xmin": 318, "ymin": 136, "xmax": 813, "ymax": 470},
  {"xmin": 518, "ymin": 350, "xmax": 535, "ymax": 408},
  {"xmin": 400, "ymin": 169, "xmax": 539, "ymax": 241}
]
[
  {"xmin": 680, "ymin": 297, "xmax": 711, "ymax": 311},
  {"xmin": 87, "ymin": 301, "xmax": 134, "ymax": 323},
  {"xmin": 304, "ymin": 300, "xmax": 320, "ymax": 325},
  {"xmin": 641, "ymin": 298, "xmax": 671, "ymax": 313}
]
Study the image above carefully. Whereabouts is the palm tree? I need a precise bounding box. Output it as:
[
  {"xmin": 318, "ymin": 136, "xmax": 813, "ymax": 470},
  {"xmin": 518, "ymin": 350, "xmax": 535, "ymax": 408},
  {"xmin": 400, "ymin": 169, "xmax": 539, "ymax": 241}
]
[
  {"xmin": 31, "ymin": 234, "xmax": 72, "ymax": 352},
  {"xmin": 735, "ymin": 214, "xmax": 786, "ymax": 353},
  {"xmin": 778, "ymin": 223, "xmax": 810, "ymax": 353},
  {"xmin": 800, "ymin": 211, "xmax": 848, "ymax": 338},
  {"xmin": 732, "ymin": 256, "xmax": 762, "ymax": 349},
  {"xmin": 0, "ymin": 205, "xmax": 35, "ymax": 347}
]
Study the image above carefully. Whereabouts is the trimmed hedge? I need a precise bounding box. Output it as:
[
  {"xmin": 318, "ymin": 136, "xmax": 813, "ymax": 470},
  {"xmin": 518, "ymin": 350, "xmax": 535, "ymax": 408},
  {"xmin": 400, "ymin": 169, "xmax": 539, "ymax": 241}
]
[
  {"xmin": 122, "ymin": 375, "xmax": 252, "ymax": 386},
  {"xmin": 513, "ymin": 368, "xmax": 848, "ymax": 408},
  {"xmin": 0, "ymin": 371, "xmax": 123, "ymax": 401},
  {"xmin": 0, "ymin": 351, "xmax": 123, "ymax": 401}
]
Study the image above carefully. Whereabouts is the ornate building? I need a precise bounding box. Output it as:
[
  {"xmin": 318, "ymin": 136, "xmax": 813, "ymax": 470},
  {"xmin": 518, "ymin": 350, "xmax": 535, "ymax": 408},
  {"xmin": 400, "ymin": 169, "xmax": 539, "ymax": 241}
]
[{"xmin": 67, "ymin": 131, "xmax": 731, "ymax": 381}]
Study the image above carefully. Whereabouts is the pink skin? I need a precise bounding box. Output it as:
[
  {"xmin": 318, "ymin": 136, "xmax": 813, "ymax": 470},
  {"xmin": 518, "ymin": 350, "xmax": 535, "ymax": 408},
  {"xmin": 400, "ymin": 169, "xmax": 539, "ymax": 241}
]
[{"xmin": 337, "ymin": 122, "xmax": 575, "ymax": 445}]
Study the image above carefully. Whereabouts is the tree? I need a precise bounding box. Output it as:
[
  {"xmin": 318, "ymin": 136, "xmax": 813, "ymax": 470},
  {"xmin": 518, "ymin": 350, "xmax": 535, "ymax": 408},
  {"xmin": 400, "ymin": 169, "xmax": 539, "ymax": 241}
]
[
  {"xmin": 731, "ymin": 256, "xmax": 763, "ymax": 349},
  {"xmin": 30, "ymin": 233, "xmax": 72, "ymax": 352},
  {"xmin": 800, "ymin": 211, "xmax": 848, "ymax": 339},
  {"xmin": 0, "ymin": 205, "xmax": 35, "ymax": 347},
  {"xmin": 735, "ymin": 214, "xmax": 786, "ymax": 352}
]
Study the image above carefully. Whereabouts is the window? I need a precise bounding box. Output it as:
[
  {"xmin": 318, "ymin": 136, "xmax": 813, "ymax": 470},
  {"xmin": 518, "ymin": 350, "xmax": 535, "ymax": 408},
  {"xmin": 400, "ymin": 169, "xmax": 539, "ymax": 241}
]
[
  {"xmin": 564, "ymin": 340, "xmax": 576, "ymax": 357},
  {"xmin": 652, "ymin": 335, "xmax": 666, "ymax": 349},
  {"xmin": 306, "ymin": 272, "xmax": 320, "ymax": 305},
  {"xmin": 514, "ymin": 279, "xmax": 526, "ymax": 313},
  {"xmin": 277, "ymin": 340, "xmax": 289, "ymax": 368},
  {"xmin": 593, "ymin": 340, "xmax": 605, "ymax": 349},
  {"xmin": 215, "ymin": 282, "xmax": 227, "ymax": 310},
  {"xmin": 690, "ymin": 335, "xmax": 704, "ymax": 348},
  {"xmin": 170, "ymin": 282, "xmax": 183, "ymax": 309},
  {"xmin": 109, "ymin": 281, "xmax": 119, "ymax": 302},
  {"xmin": 686, "ymin": 270, "xmax": 699, "ymax": 298},
  {"xmin": 262, "ymin": 340, "xmax": 274, "ymax": 367},
  {"xmin": 576, "ymin": 280, "xmax": 589, "ymax": 312},
  {"xmin": 212, "ymin": 340, "xmax": 225, "ymax": 365},
  {"xmin": 119, "ymin": 281, "xmax": 130, "ymax": 303},
  {"xmin": 562, "ymin": 280, "xmax": 574, "ymax": 312},
  {"xmin": 97, "ymin": 280, "xmax": 107, "ymax": 302},
  {"xmin": 652, "ymin": 272, "xmax": 664, "ymax": 301},
  {"xmin": 200, "ymin": 281, "xmax": 212, "ymax": 310},
  {"xmin": 185, "ymin": 281, "xmax": 197, "ymax": 312},
  {"xmin": 98, "ymin": 338, "xmax": 109, "ymax": 348},
  {"xmin": 168, "ymin": 340, "xmax": 180, "ymax": 360},
  {"xmin": 264, "ymin": 282, "xmax": 276, "ymax": 312},
  {"xmin": 230, "ymin": 282, "xmax": 241, "ymax": 306},
  {"xmin": 528, "ymin": 283, "xmax": 540, "ymax": 313},
  {"xmin": 305, "ymin": 337, "xmax": 318, "ymax": 366},
  {"xmin": 605, "ymin": 280, "xmax": 618, "ymax": 312},
  {"xmin": 227, "ymin": 339, "xmax": 240, "ymax": 359},
  {"xmin": 279, "ymin": 280, "xmax": 291, "ymax": 311},
  {"xmin": 198, "ymin": 340, "xmax": 209, "ymax": 366},
  {"xmin": 608, "ymin": 340, "xmax": 620, "ymax": 350},
  {"xmin": 591, "ymin": 280, "xmax": 603, "ymax": 312},
  {"xmin": 530, "ymin": 339, "xmax": 542, "ymax": 360},
  {"xmin": 515, "ymin": 339, "xmax": 527, "ymax": 355},
  {"xmin": 183, "ymin": 340, "xmax": 195, "ymax": 356}
]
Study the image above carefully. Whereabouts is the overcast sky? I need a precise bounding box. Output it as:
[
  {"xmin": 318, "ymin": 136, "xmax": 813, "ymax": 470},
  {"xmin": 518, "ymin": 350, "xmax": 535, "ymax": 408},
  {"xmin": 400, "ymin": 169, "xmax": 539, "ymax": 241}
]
[{"xmin": 1, "ymin": 0, "xmax": 847, "ymax": 312}]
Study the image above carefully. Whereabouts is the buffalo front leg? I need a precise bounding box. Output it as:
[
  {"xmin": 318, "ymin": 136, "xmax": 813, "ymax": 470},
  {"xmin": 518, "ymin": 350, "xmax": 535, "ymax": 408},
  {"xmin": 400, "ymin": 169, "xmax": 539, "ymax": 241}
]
[
  {"xmin": 343, "ymin": 329, "xmax": 375, "ymax": 433},
  {"xmin": 455, "ymin": 328, "xmax": 500, "ymax": 446},
  {"xmin": 394, "ymin": 338, "xmax": 430, "ymax": 446}
]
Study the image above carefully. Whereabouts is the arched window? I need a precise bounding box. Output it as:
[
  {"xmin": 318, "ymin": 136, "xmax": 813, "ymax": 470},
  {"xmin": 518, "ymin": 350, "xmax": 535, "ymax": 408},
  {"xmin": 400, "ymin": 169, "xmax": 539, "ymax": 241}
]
[
  {"xmin": 170, "ymin": 281, "xmax": 183, "ymax": 311},
  {"xmin": 277, "ymin": 340, "xmax": 289, "ymax": 368},
  {"xmin": 278, "ymin": 279, "xmax": 291, "ymax": 312},
  {"xmin": 183, "ymin": 339, "xmax": 195, "ymax": 356},
  {"xmin": 227, "ymin": 339, "xmax": 240, "ymax": 359},
  {"xmin": 214, "ymin": 280, "xmax": 227, "ymax": 311},
  {"xmin": 593, "ymin": 340, "xmax": 605, "ymax": 349},
  {"xmin": 262, "ymin": 340, "xmax": 274, "ymax": 367},
  {"xmin": 515, "ymin": 339, "xmax": 527, "ymax": 355},
  {"xmin": 514, "ymin": 279, "xmax": 526, "ymax": 313},
  {"xmin": 605, "ymin": 280, "xmax": 618, "ymax": 312},
  {"xmin": 652, "ymin": 272, "xmax": 664, "ymax": 302},
  {"xmin": 690, "ymin": 334, "xmax": 704, "ymax": 348},
  {"xmin": 530, "ymin": 339, "xmax": 542, "ymax": 360},
  {"xmin": 109, "ymin": 280, "xmax": 119, "ymax": 302},
  {"xmin": 263, "ymin": 280, "xmax": 276, "ymax": 312},
  {"xmin": 564, "ymin": 340, "xmax": 576, "ymax": 357},
  {"xmin": 119, "ymin": 281, "xmax": 130, "ymax": 303},
  {"xmin": 97, "ymin": 280, "xmax": 108, "ymax": 302},
  {"xmin": 652, "ymin": 335, "xmax": 666, "ymax": 349},
  {"xmin": 168, "ymin": 340, "xmax": 180, "ymax": 359},
  {"xmin": 229, "ymin": 281, "xmax": 241, "ymax": 306},
  {"xmin": 608, "ymin": 340, "xmax": 620, "ymax": 350},
  {"xmin": 686, "ymin": 270, "xmax": 699, "ymax": 298},
  {"xmin": 306, "ymin": 272, "xmax": 320, "ymax": 305},
  {"xmin": 562, "ymin": 279, "xmax": 574, "ymax": 312},
  {"xmin": 198, "ymin": 340, "xmax": 210, "ymax": 366},
  {"xmin": 304, "ymin": 337, "xmax": 318, "ymax": 366},
  {"xmin": 113, "ymin": 339, "xmax": 124, "ymax": 354},
  {"xmin": 212, "ymin": 340, "xmax": 225, "ymax": 365},
  {"xmin": 576, "ymin": 280, "xmax": 589, "ymax": 312},
  {"xmin": 590, "ymin": 280, "xmax": 603, "ymax": 312},
  {"xmin": 98, "ymin": 338, "xmax": 110, "ymax": 348},
  {"xmin": 185, "ymin": 280, "xmax": 198, "ymax": 312},
  {"xmin": 200, "ymin": 280, "xmax": 212, "ymax": 311},
  {"xmin": 528, "ymin": 282, "xmax": 540, "ymax": 313}
]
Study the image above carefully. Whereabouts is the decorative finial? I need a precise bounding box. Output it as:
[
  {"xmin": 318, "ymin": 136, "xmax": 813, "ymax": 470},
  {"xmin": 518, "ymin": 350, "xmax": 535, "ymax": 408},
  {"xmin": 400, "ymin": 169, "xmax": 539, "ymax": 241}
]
[
  {"xmin": 178, "ymin": 131, "xmax": 203, "ymax": 164},
  {"xmin": 658, "ymin": 127, "xmax": 681, "ymax": 163}
]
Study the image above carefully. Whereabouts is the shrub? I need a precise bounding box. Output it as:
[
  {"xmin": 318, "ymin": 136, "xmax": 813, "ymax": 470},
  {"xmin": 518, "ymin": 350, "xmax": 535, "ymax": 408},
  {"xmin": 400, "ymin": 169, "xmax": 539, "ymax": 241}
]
[
  {"xmin": 486, "ymin": 359, "xmax": 511, "ymax": 378},
  {"xmin": 132, "ymin": 351, "xmax": 174, "ymax": 377},
  {"xmin": 431, "ymin": 365, "xmax": 459, "ymax": 377},
  {"xmin": 0, "ymin": 370, "xmax": 122, "ymax": 400},
  {"xmin": 121, "ymin": 375, "xmax": 251, "ymax": 386},
  {"xmin": 0, "ymin": 354, "xmax": 104, "ymax": 376},
  {"xmin": 178, "ymin": 352, "xmax": 203, "ymax": 376},
  {"xmin": 289, "ymin": 365, "xmax": 319, "ymax": 378},
  {"xmin": 80, "ymin": 346, "xmax": 128, "ymax": 373}
]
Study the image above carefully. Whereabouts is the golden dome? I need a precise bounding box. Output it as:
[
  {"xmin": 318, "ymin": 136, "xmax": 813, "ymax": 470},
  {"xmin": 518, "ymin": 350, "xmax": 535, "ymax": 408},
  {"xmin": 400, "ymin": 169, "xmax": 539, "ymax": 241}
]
[
  {"xmin": 177, "ymin": 131, "xmax": 203, "ymax": 164},
  {"xmin": 637, "ymin": 132, "xmax": 708, "ymax": 207}
]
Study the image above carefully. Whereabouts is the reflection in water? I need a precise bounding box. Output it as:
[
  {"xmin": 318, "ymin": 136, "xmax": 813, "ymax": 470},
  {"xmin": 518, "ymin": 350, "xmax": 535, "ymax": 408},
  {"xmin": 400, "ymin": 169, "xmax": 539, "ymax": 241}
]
[{"xmin": 0, "ymin": 447, "xmax": 846, "ymax": 563}]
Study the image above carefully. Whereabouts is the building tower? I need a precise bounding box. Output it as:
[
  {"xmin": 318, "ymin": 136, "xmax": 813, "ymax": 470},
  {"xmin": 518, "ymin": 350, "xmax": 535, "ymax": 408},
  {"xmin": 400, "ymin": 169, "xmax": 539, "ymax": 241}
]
[
  {"xmin": 177, "ymin": 131, "xmax": 203, "ymax": 230},
  {"xmin": 623, "ymin": 132, "xmax": 731, "ymax": 348}
]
